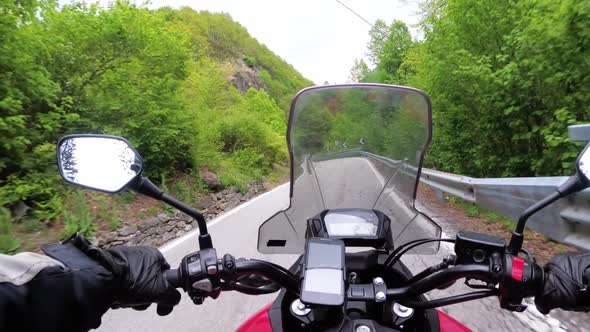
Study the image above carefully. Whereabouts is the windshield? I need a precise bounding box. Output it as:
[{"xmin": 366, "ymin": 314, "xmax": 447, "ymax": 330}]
[{"xmin": 258, "ymin": 84, "xmax": 441, "ymax": 254}]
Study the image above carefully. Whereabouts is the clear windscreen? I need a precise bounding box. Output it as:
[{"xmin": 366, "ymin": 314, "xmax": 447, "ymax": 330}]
[{"xmin": 258, "ymin": 84, "xmax": 441, "ymax": 254}]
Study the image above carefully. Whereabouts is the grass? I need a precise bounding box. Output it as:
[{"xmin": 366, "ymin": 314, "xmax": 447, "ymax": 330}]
[
  {"xmin": 61, "ymin": 191, "xmax": 95, "ymax": 240},
  {"xmin": 162, "ymin": 173, "xmax": 209, "ymax": 204},
  {"xmin": 147, "ymin": 205, "xmax": 159, "ymax": 217},
  {"xmin": 115, "ymin": 191, "xmax": 136, "ymax": 205},
  {"xmin": 264, "ymin": 163, "xmax": 290, "ymax": 188},
  {"xmin": 448, "ymin": 196, "xmax": 515, "ymax": 229},
  {"xmin": 8, "ymin": 167, "xmax": 279, "ymax": 253},
  {"xmin": 0, "ymin": 208, "xmax": 20, "ymax": 254},
  {"xmin": 18, "ymin": 218, "xmax": 45, "ymax": 233}
]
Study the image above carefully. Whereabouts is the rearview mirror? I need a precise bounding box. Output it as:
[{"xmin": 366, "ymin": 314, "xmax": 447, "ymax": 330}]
[
  {"xmin": 577, "ymin": 143, "xmax": 590, "ymax": 184},
  {"xmin": 57, "ymin": 135, "xmax": 143, "ymax": 193}
]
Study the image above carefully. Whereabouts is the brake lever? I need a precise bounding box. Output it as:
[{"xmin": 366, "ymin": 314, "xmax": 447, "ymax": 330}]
[
  {"xmin": 465, "ymin": 278, "xmax": 496, "ymax": 290},
  {"xmin": 237, "ymin": 273, "xmax": 276, "ymax": 287}
]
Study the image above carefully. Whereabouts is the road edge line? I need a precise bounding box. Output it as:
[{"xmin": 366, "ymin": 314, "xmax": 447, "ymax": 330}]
[{"xmin": 160, "ymin": 183, "xmax": 289, "ymax": 254}]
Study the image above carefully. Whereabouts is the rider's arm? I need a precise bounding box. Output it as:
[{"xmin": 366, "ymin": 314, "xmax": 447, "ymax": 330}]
[
  {"xmin": 0, "ymin": 234, "xmax": 180, "ymax": 332},
  {"xmin": 0, "ymin": 249, "xmax": 116, "ymax": 332}
]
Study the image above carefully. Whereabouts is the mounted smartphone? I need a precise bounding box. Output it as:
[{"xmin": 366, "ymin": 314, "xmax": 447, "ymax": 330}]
[{"xmin": 300, "ymin": 238, "xmax": 346, "ymax": 306}]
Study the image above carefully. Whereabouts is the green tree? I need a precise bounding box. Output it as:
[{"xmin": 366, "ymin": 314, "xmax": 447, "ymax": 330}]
[
  {"xmin": 367, "ymin": 19, "xmax": 390, "ymax": 65},
  {"xmin": 0, "ymin": 0, "xmax": 312, "ymax": 242},
  {"xmin": 357, "ymin": 0, "xmax": 590, "ymax": 178},
  {"xmin": 349, "ymin": 59, "xmax": 370, "ymax": 82}
]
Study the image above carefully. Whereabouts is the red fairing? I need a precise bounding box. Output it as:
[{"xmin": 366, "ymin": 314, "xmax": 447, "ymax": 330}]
[
  {"xmin": 236, "ymin": 304, "xmax": 273, "ymax": 332},
  {"xmin": 437, "ymin": 310, "xmax": 471, "ymax": 332}
]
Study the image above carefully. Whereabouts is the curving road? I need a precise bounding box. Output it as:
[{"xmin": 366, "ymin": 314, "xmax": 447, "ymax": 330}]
[
  {"xmin": 96, "ymin": 184, "xmax": 297, "ymax": 332},
  {"xmin": 96, "ymin": 164, "xmax": 587, "ymax": 331}
]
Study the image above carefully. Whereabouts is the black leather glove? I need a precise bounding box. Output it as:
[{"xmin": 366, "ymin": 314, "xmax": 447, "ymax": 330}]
[
  {"xmin": 88, "ymin": 245, "xmax": 181, "ymax": 316},
  {"xmin": 535, "ymin": 252, "xmax": 590, "ymax": 314}
]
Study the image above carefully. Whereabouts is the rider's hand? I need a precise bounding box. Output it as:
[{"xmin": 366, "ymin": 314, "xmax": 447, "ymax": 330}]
[
  {"xmin": 88, "ymin": 245, "xmax": 181, "ymax": 316},
  {"xmin": 535, "ymin": 252, "xmax": 590, "ymax": 314}
]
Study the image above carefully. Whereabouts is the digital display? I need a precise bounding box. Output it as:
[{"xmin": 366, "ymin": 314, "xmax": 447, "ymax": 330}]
[
  {"xmin": 302, "ymin": 269, "xmax": 343, "ymax": 294},
  {"xmin": 306, "ymin": 241, "xmax": 343, "ymax": 268},
  {"xmin": 324, "ymin": 209, "xmax": 379, "ymax": 236},
  {"xmin": 301, "ymin": 239, "xmax": 345, "ymax": 306}
]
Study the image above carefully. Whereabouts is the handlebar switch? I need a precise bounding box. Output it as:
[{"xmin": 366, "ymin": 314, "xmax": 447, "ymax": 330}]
[
  {"xmin": 499, "ymin": 254, "xmax": 544, "ymax": 312},
  {"xmin": 186, "ymin": 254, "xmax": 202, "ymax": 276},
  {"xmin": 178, "ymin": 248, "xmax": 221, "ymax": 302}
]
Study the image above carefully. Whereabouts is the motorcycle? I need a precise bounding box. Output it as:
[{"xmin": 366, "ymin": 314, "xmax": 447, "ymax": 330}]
[{"xmin": 56, "ymin": 84, "xmax": 590, "ymax": 331}]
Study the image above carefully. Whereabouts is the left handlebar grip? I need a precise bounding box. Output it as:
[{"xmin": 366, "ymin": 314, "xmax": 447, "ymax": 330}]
[{"xmin": 165, "ymin": 269, "xmax": 181, "ymax": 288}]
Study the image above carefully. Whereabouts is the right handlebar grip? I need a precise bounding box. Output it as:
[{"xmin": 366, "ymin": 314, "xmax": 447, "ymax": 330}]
[{"xmin": 165, "ymin": 269, "xmax": 181, "ymax": 288}]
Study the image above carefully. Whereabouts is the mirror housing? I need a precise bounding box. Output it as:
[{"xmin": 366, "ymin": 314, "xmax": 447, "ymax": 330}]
[
  {"xmin": 56, "ymin": 133, "xmax": 213, "ymax": 249},
  {"xmin": 576, "ymin": 143, "xmax": 590, "ymax": 185},
  {"xmin": 57, "ymin": 134, "xmax": 143, "ymax": 193}
]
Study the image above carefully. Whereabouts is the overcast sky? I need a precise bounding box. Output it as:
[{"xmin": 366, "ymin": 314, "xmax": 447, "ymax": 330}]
[
  {"xmin": 144, "ymin": 0, "xmax": 423, "ymax": 84},
  {"xmin": 72, "ymin": 0, "xmax": 422, "ymax": 84}
]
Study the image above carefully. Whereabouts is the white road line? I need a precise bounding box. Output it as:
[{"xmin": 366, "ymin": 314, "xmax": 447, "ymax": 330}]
[{"xmin": 160, "ymin": 183, "xmax": 289, "ymax": 254}]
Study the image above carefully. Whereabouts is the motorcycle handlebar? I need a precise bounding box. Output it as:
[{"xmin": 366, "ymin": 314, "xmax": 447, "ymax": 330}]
[
  {"xmin": 163, "ymin": 258, "xmax": 299, "ymax": 294},
  {"xmin": 164, "ymin": 251, "xmax": 544, "ymax": 308},
  {"xmin": 233, "ymin": 259, "xmax": 300, "ymax": 294},
  {"xmin": 385, "ymin": 264, "xmax": 493, "ymax": 299},
  {"xmin": 164, "ymin": 269, "xmax": 181, "ymax": 288}
]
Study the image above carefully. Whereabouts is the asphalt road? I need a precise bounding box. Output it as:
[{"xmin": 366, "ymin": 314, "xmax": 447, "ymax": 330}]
[
  {"xmin": 97, "ymin": 184, "xmax": 297, "ymax": 332},
  {"xmin": 96, "ymin": 165, "xmax": 587, "ymax": 331}
]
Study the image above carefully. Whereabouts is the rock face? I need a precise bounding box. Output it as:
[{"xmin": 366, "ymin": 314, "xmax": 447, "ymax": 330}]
[
  {"xmin": 96, "ymin": 181, "xmax": 266, "ymax": 248},
  {"xmin": 229, "ymin": 60, "xmax": 268, "ymax": 94},
  {"xmin": 118, "ymin": 225, "xmax": 138, "ymax": 237},
  {"xmin": 199, "ymin": 167, "xmax": 222, "ymax": 190}
]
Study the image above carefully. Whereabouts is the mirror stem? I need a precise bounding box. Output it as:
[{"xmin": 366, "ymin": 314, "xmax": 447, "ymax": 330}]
[
  {"xmin": 507, "ymin": 175, "xmax": 584, "ymax": 254},
  {"xmin": 133, "ymin": 177, "xmax": 212, "ymax": 249}
]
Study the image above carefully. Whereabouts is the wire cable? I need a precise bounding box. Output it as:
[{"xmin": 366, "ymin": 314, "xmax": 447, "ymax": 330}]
[
  {"xmin": 386, "ymin": 238, "xmax": 455, "ymax": 270},
  {"xmin": 334, "ymin": 0, "xmax": 374, "ymax": 28},
  {"xmin": 399, "ymin": 290, "xmax": 498, "ymax": 309},
  {"xmin": 384, "ymin": 238, "xmax": 439, "ymax": 267}
]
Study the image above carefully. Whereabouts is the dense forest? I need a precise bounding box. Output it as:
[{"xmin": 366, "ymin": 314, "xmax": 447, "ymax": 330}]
[
  {"xmin": 351, "ymin": 0, "xmax": 590, "ymax": 178},
  {"xmin": 0, "ymin": 0, "xmax": 311, "ymax": 252}
]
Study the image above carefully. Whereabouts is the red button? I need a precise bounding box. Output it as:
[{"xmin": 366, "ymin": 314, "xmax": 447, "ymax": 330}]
[{"xmin": 511, "ymin": 257, "xmax": 525, "ymax": 282}]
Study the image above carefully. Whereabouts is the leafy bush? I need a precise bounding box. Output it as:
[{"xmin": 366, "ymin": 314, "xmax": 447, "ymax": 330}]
[
  {"xmin": 61, "ymin": 192, "xmax": 95, "ymax": 240},
  {"xmin": 0, "ymin": 1, "xmax": 310, "ymax": 238},
  {"xmin": 97, "ymin": 196, "xmax": 122, "ymax": 231},
  {"xmin": 162, "ymin": 173, "xmax": 208, "ymax": 205},
  {"xmin": 0, "ymin": 208, "xmax": 20, "ymax": 254},
  {"xmin": 356, "ymin": 0, "xmax": 590, "ymax": 178},
  {"xmin": 243, "ymin": 55, "xmax": 257, "ymax": 67}
]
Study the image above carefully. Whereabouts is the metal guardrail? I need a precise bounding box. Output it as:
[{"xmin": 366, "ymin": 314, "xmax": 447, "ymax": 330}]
[
  {"xmin": 420, "ymin": 168, "xmax": 590, "ymax": 250},
  {"xmin": 305, "ymin": 143, "xmax": 590, "ymax": 250}
]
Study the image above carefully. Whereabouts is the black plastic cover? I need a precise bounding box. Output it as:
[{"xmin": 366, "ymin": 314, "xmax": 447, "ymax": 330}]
[
  {"xmin": 454, "ymin": 231, "xmax": 506, "ymax": 265},
  {"xmin": 306, "ymin": 208, "xmax": 391, "ymax": 248}
]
